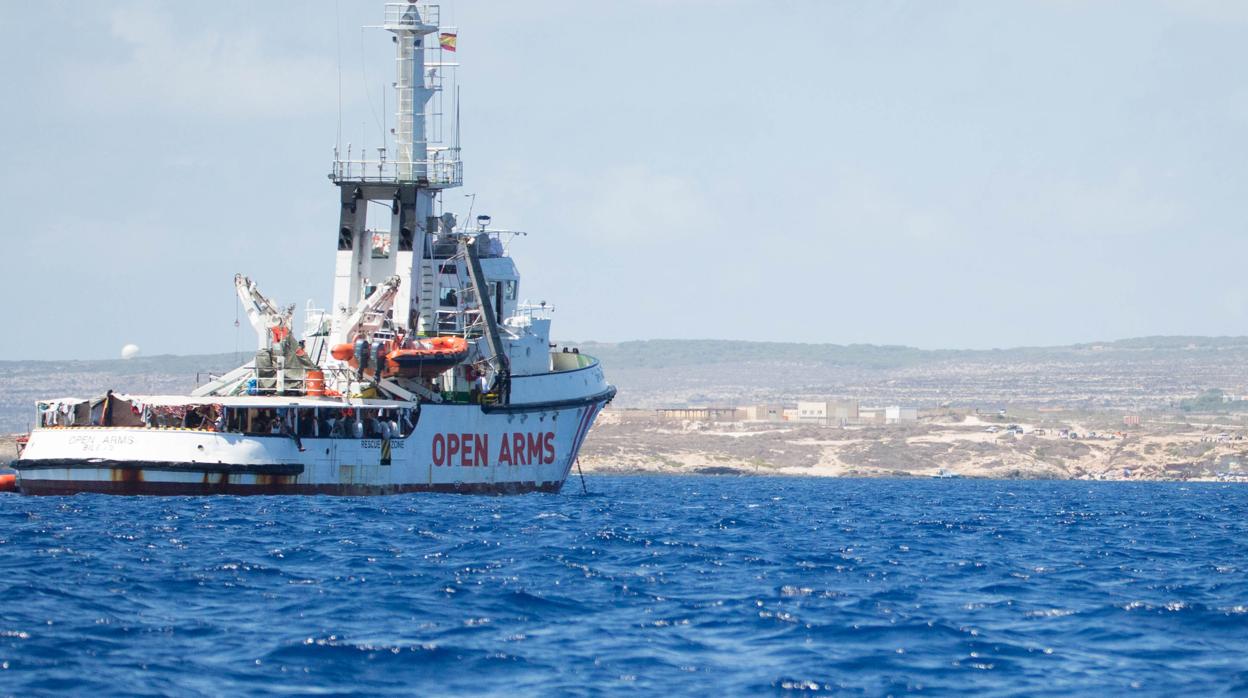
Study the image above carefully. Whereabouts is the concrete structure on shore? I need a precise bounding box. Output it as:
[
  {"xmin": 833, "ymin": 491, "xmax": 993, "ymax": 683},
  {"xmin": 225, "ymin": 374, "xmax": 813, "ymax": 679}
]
[
  {"xmin": 655, "ymin": 407, "xmax": 742, "ymax": 422},
  {"xmin": 796, "ymin": 400, "xmax": 860, "ymax": 426},
  {"xmin": 743, "ymin": 405, "xmax": 784, "ymax": 422},
  {"xmin": 655, "ymin": 400, "xmax": 919, "ymax": 427},
  {"xmin": 885, "ymin": 406, "xmax": 918, "ymax": 424}
]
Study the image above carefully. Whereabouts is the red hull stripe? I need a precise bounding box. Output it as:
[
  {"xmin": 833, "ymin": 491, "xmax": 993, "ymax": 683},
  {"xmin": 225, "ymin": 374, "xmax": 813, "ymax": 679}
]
[
  {"xmin": 572, "ymin": 404, "xmax": 599, "ymax": 455},
  {"xmin": 557, "ymin": 404, "xmax": 598, "ymax": 480}
]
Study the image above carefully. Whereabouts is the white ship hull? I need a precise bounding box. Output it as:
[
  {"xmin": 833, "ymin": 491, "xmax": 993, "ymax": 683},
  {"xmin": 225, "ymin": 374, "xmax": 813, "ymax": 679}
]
[{"xmin": 15, "ymin": 388, "xmax": 612, "ymax": 496}]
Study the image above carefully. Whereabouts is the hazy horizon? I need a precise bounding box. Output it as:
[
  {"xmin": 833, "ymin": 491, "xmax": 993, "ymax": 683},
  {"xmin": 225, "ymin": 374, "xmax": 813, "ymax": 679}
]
[
  {"xmin": 5, "ymin": 333, "xmax": 1248, "ymax": 365},
  {"xmin": 3, "ymin": 1, "xmax": 1246, "ymax": 361}
]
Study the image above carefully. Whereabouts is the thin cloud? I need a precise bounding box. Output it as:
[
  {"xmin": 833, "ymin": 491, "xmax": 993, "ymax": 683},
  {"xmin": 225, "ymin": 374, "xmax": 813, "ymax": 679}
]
[
  {"xmin": 76, "ymin": 3, "xmax": 338, "ymax": 119},
  {"xmin": 1163, "ymin": 0, "xmax": 1248, "ymax": 23},
  {"xmin": 577, "ymin": 165, "xmax": 720, "ymax": 245}
]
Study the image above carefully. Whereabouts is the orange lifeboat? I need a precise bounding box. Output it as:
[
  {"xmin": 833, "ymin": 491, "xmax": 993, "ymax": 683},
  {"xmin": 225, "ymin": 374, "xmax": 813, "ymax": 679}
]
[
  {"xmin": 385, "ymin": 336, "xmax": 469, "ymax": 378},
  {"xmin": 0, "ymin": 471, "xmax": 17, "ymax": 493}
]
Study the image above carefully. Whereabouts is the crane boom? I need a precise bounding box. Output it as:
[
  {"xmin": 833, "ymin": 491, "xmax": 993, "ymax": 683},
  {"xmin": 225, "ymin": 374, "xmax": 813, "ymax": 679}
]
[
  {"xmin": 234, "ymin": 273, "xmax": 294, "ymax": 350},
  {"xmin": 338, "ymin": 275, "xmax": 403, "ymax": 342}
]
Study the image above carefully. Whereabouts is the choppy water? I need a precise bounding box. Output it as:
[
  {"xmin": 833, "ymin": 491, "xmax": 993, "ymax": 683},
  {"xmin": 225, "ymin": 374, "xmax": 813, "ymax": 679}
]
[{"xmin": 2, "ymin": 476, "xmax": 1247, "ymax": 696}]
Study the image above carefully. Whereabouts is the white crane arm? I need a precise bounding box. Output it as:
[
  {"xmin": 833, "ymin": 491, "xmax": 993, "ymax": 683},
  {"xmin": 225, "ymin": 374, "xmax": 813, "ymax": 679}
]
[
  {"xmin": 339, "ymin": 275, "xmax": 402, "ymax": 341},
  {"xmin": 234, "ymin": 273, "xmax": 294, "ymax": 350}
]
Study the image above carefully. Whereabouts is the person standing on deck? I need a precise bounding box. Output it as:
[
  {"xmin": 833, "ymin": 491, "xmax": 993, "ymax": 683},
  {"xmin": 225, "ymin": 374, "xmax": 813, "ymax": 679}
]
[{"xmin": 101, "ymin": 390, "xmax": 115, "ymax": 427}]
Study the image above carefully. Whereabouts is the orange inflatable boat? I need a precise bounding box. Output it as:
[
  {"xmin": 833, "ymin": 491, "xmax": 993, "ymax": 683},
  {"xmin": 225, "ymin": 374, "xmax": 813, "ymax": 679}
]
[
  {"xmin": 386, "ymin": 336, "xmax": 469, "ymax": 378},
  {"xmin": 330, "ymin": 336, "xmax": 469, "ymax": 379}
]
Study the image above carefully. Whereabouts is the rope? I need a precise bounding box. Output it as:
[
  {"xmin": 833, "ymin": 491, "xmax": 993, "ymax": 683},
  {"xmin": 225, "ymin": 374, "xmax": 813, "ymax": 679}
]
[{"xmin": 575, "ymin": 457, "xmax": 588, "ymax": 495}]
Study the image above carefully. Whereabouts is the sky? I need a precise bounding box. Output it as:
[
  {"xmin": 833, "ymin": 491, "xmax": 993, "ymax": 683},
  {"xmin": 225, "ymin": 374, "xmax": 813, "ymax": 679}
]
[{"xmin": 1, "ymin": 0, "xmax": 1246, "ymax": 360}]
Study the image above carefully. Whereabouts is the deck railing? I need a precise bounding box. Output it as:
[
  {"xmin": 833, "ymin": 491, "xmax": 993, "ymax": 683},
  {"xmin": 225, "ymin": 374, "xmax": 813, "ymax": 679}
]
[
  {"xmin": 330, "ymin": 151, "xmax": 462, "ymax": 187},
  {"xmin": 382, "ymin": 3, "xmax": 440, "ymax": 30}
]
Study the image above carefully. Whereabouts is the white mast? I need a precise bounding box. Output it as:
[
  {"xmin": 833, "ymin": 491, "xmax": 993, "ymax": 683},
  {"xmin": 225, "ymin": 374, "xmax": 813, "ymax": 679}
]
[
  {"xmin": 327, "ymin": 2, "xmax": 460, "ymax": 350},
  {"xmin": 387, "ymin": 1, "xmax": 436, "ymax": 181}
]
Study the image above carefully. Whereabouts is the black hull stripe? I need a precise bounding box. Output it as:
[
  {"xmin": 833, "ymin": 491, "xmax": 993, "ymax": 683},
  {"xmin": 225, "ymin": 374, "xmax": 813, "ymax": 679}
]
[
  {"xmin": 11, "ymin": 459, "xmax": 304, "ymax": 476},
  {"xmin": 16, "ymin": 479, "xmax": 565, "ymax": 497},
  {"xmin": 511, "ymin": 357, "xmax": 602, "ymax": 379},
  {"xmin": 483, "ymin": 387, "xmax": 617, "ymax": 414}
]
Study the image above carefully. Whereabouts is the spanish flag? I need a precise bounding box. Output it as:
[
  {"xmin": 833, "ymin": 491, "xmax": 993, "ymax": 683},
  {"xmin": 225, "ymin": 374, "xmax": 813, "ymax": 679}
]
[{"xmin": 439, "ymin": 32, "xmax": 457, "ymax": 52}]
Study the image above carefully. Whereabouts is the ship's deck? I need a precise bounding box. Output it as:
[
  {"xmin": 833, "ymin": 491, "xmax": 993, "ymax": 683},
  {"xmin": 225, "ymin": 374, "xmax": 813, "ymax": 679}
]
[{"xmin": 46, "ymin": 395, "xmax": 418, "ymax": 409}]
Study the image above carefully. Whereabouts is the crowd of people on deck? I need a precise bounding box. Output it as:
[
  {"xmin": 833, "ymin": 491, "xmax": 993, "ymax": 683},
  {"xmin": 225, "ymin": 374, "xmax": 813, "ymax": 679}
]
[
  {"xmin": 37, "ymin": 393, "xmax": 416, "ymax": 440},
  {"xmin": 223, "ymin": 406, "xmax": 416, "ymax": 439}
]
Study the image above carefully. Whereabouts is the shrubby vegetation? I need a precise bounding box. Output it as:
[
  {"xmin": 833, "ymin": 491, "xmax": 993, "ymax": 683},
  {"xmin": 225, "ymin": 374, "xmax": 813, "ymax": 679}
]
[
  {"xmin": 1178, "ymin": 388, "xmax": 1248, "ymax": 413},
  {"xmin": 572, "ymin": 336, "xmax": 1248, "ymax": 371}
]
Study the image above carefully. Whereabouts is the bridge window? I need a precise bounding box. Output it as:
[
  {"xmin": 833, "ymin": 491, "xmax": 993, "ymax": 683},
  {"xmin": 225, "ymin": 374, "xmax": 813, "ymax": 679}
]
[{"xmin": 371, "ymin": 232, "xmax": 391, "ymax": 259}]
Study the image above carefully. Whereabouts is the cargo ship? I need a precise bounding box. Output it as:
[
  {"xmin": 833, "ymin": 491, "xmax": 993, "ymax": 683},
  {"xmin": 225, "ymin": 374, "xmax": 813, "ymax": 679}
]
[{"xmin": 9, "ymin": 2, "xmax": 615, "ymax": 495}]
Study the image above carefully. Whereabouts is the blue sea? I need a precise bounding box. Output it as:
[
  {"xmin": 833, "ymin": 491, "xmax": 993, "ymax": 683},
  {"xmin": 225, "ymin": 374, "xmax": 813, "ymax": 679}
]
[{"xmin": 2, "ymin": 476, "xmax": 1247, "ymax": 696}]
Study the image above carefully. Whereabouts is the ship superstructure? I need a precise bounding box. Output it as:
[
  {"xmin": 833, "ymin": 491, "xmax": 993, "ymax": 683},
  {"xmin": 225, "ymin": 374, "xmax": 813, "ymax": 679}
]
[{"xmin": 11, "ymin": 2, "xmax": 614, "ymax": 495}]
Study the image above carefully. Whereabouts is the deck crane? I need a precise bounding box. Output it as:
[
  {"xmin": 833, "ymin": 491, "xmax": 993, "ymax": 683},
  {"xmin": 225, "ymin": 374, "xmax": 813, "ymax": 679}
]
[
  {"xmin": 234, "ymin": 273, "xmax": 295, "ymax": 351},
  {"xmin": 191, "ymin": 275, "xmax": 300, "ymax": 397},
  {"xmin": 336, "ymin": 275, "xmax": 402, "ymax": 345}
]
